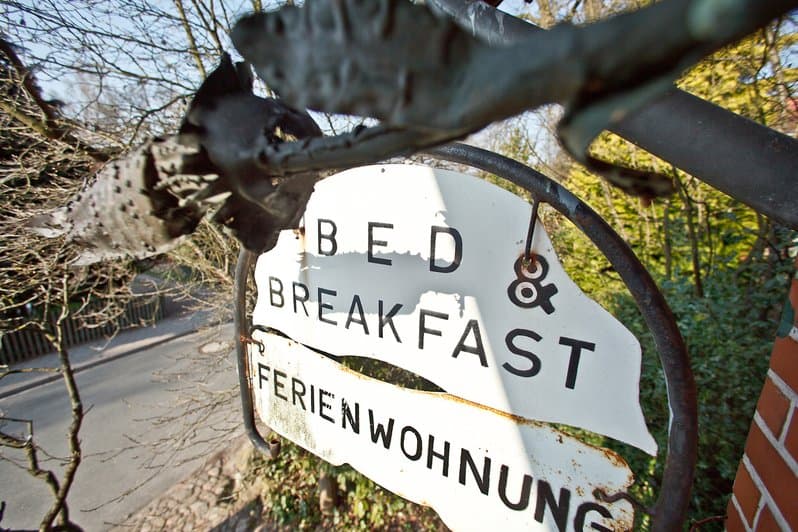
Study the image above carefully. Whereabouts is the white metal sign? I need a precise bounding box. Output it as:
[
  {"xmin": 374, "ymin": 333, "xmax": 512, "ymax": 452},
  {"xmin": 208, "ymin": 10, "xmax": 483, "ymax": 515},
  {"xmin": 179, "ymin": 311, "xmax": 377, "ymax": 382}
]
[
  {"xmin": 249, "ymin": 332, "xmax": 635, "ymax": 531},
  {"xmin": 252, "ymin": 164, "xmax": 656, "ymax": 455}
]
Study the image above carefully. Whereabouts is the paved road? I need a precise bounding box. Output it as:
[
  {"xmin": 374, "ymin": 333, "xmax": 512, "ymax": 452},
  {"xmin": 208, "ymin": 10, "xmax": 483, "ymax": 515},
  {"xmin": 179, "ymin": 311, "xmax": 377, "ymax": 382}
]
[{"xmin": 0, "ymin": 323, "xmax": 240, "ymax": 531}]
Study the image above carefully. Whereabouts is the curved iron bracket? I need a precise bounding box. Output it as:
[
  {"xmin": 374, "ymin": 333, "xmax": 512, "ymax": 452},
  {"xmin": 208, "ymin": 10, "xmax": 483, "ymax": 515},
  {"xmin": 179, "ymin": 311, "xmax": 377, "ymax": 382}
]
[
  {"xmin": 234, "ymin": 248, "xmax": 280, "ymax": 459},
  {"xmin": 233, "ymin": 142, "xmax": 697, "ymax": 530}
]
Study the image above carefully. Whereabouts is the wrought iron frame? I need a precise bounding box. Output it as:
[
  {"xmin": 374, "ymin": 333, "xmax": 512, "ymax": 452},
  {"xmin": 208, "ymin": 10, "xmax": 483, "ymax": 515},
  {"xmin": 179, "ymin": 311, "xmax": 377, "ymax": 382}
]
[{"xmin": 234, "ymin": 142, "xmax": 698, "ymax": 531}]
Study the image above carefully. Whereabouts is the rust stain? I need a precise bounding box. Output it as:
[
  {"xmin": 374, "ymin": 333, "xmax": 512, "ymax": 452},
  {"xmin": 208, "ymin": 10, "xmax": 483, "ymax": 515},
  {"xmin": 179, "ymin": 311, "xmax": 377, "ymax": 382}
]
[
  {"xmin": 597, "ymin": 445, "xmax": 632, "ymax": 472},
  {"xmin": 240, "ymin": 334, "xmax": 264, "ymax": 355},
  {"xmin": 516, "ymin": 251, "xmax": 538, "ymax": 280}
]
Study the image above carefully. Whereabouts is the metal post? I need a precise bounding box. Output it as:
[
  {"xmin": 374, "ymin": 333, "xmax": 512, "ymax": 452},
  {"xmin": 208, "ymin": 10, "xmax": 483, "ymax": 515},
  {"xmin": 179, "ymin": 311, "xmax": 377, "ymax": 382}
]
[{"xmin": 234, "ymin": 248, "xmax": 280, "ymax": 459}]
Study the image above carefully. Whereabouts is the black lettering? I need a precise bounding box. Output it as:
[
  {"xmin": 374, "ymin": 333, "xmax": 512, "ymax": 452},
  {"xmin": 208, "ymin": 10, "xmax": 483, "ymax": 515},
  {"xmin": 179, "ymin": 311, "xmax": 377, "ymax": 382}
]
[
  {"xmin": 368, "ymin": 410, "xmax": 395, "ymax": 448},
  {"xmin": 503, "ymin": 329, "xmax": 543, "ymax": 377},
  {"xmin": 379, "ymin": 300, "xmax": 402, "ymax": 343},
  {"xmin": 459, "ymin": 449, "xmax": 491, "ymax": 495},
  {"xmin": 559, "ymin": 337, "xmax": 596, "ymax": 390},
  {"xmin": 319, "ymin": 389, "xmax": 335, "ymax": 423},
  {"xmin": 257, "ymin": 363, "xmax": 270, "ymax": 390},
  {"xmin": 400, "ymin": 426, "xmax": 423, "ymax": 461},
  {"xmin": 345, "ymin": 295, "xmax": 369, "ymax": 334},
  {"xmin": 291, "ymin": 377, "xmax": 306, "ymax": 410},
  {"xmin": 430, "ymin": 226, "xmax": 463, "ymax": 273},
  {"xmin": 498, "ymin": 464, "xmax": 532, "ymax": 511},
  {"xmin": 574, "ymin": 502, "xmax": 613, "ymax": 532},
  {"xmin": 310, "ymin": 384, "xmax": 316, "ymax": 413},
  {"xmin": 317, "ymin": 218, "xmax": 338, "ymax": 255},
  {"xmin": 419, "ymin": 309, "xmax": 448, "ymax": 349},
  {"xmin": 318, "ymin": 288, "xmax": 337, "ymax": 325},
  {"xmin": 269, "ymin": 277, "xmax": 284, "ymax": 308},
  {"xmin": 292, "ymin": 282, "xmax": 310, "ymax": 316},
  {"xmin": 426, "ymin": 435, "xmax": 451, "ymax": 477},
  {"xmin": 368, "ymin": 222, "xmax": 393, "ymax": 265},
  {"xmin": 451, "ymin": 319, "xmax": 488, "ymax": 367},
  {"xmin": 273, "ymin": 370, "xmax": 288, "ymax": 401},
  {"xmin": 534, "ymin": 481, "xmax": 571, "ymax": 531},
  {"xmin": 342, "ymin": 399, "xmax": 360, "ymax": 434}
]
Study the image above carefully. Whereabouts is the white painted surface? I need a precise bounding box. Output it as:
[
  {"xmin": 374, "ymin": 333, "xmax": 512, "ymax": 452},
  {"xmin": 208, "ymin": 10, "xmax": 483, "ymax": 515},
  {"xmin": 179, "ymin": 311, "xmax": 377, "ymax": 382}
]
[
  {"xmin": 252, "ymin": 164, "xmax": 656, "ymax": 454},
  {"xmin": 249, "ymin": 332, "xmax": 635, "ymax": 531}
]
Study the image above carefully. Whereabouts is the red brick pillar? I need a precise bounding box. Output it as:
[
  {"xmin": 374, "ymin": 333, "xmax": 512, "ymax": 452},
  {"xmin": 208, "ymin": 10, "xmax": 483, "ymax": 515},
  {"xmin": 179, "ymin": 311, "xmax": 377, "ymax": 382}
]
[{"xmin": 725, "ymin": 270, "xmax": 798, "ymax": 531}]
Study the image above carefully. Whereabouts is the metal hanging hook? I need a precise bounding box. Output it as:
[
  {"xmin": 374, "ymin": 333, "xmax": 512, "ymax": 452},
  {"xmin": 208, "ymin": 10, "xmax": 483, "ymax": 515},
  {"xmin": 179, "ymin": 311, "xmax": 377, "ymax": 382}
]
[
  {"xmin": 524, "ymin": 197, "xmax": 540, "ymax": 264},
  {"xmin": 243, "ymin": 324, "xmax": 270, "ymax": 354}
]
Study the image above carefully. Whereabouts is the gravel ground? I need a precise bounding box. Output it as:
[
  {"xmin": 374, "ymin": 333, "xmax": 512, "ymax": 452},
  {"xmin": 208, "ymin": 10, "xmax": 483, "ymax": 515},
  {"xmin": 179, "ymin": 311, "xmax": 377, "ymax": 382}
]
[{"xmin": 112, "ymin": 435, "xmax": 272, "ymax": 532}]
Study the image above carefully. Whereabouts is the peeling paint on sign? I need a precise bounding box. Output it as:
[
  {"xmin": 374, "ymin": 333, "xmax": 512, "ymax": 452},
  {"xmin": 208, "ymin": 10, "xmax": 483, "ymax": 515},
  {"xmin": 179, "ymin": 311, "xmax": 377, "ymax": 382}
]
[
  {"xmin": 252, "ymin": 164, "xmax": 656, "ymax": 455},
  {"xmin": 249, "ymin": 332, "xmax": 635, "ymax": 531}
]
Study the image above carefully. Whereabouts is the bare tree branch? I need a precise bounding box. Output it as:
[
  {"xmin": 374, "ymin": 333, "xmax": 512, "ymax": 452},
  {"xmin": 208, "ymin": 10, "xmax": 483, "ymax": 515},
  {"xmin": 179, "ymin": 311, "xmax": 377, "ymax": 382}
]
[
  {"xmin": 0, "ymin": 38, "xmax": 110, "ymax": 161},
  {"xmin": 0, "ymin": 38, "xmax": 60, "ymax": 123},
  {"xmin": 38, "ymin": 278, "xmax": 84, "ymax": 530},
  {"xmin": 174, "ymin": 0, "xmax": 208, "ymax": 78}
]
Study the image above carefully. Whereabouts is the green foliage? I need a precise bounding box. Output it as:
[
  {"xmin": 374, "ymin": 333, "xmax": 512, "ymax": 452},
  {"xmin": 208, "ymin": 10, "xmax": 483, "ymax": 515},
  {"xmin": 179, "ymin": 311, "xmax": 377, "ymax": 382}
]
[
  {"xmin": 679, "ymin": 31, "xmax": 798, "ymax": 129},
  {"xmin": 250, "ymin": 439, "xmax": 444, "ymax": 530},
  {"xmin": 605, "ymin": 261, "xmax": 790, "ymax": 523}
]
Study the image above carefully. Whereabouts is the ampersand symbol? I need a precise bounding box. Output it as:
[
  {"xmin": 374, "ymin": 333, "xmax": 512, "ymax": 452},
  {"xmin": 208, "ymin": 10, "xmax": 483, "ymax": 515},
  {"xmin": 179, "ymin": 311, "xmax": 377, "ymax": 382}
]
[{"xmin": 507, "ymin": 255, "xmax": 558, "ymax": 314}]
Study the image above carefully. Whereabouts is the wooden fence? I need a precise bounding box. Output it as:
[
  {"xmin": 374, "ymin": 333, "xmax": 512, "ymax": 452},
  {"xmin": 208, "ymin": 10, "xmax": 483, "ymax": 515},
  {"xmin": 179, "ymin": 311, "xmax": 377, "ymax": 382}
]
[{"xmin": 0, "ymin": 294, "xmax": 164, "ymax": 365}]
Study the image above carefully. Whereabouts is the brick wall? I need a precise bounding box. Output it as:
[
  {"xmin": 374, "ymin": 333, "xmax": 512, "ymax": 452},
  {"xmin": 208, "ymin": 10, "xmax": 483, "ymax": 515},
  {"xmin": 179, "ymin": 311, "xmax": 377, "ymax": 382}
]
[{"xmin": 725, "ymin": 272, "xmax": 798, "ymax": 531}]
